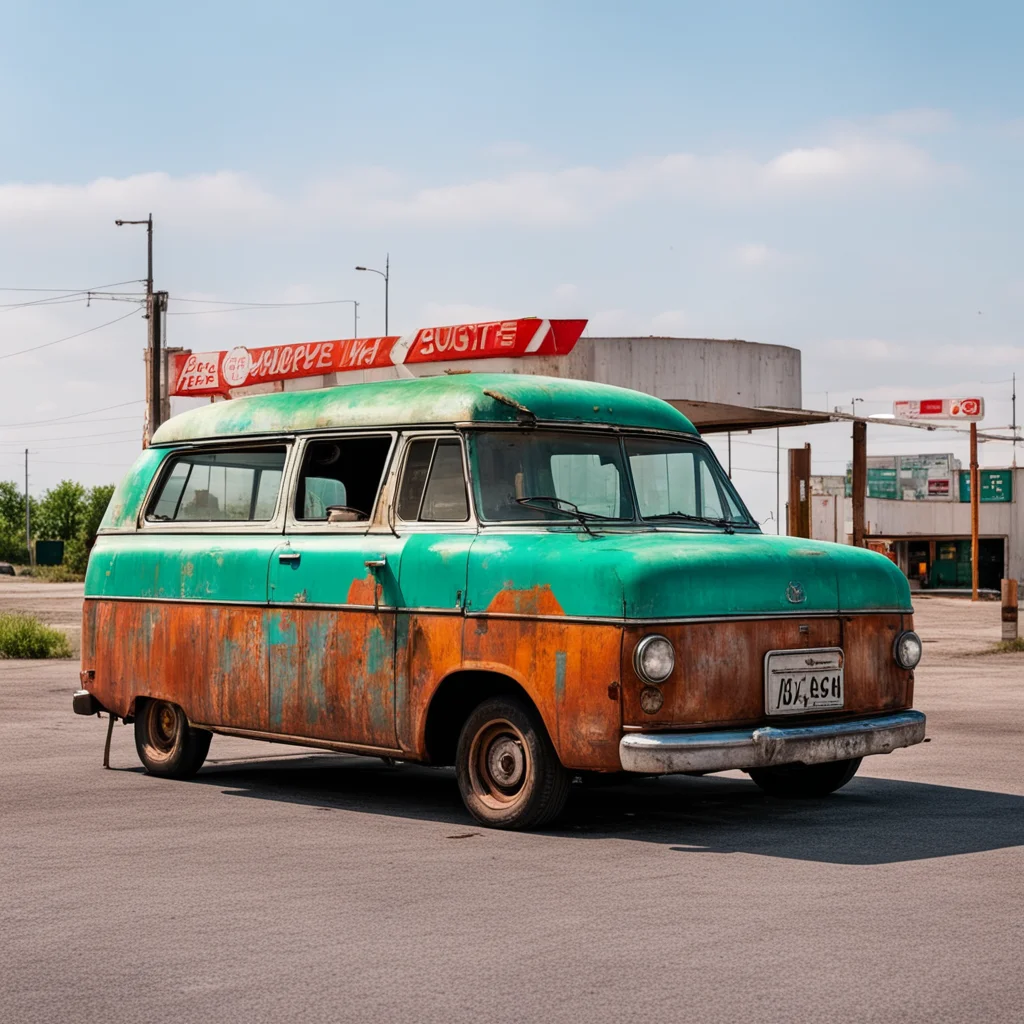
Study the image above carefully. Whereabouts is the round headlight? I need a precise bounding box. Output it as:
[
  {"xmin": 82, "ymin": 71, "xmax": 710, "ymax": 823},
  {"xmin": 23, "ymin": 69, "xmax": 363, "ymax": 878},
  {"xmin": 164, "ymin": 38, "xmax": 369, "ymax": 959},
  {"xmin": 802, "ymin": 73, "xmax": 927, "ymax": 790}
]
[
  {"xmin": 894, "ymin": 630, "xmax": 923, "ymax": 670},
  {"xmin": 634, "ymin": 634, "xmax": 675, "ymax": 684}
]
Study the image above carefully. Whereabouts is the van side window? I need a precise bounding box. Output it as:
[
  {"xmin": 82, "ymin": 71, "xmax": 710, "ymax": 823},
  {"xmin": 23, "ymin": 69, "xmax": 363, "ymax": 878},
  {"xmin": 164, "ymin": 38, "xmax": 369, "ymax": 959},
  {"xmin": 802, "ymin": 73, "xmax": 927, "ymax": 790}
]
[
  {"xmin": 147, "ymin": 447, "xmax": 288, "ymax": 523},
  {"xmin": 295, "ymin": 436, "xmax": 393, "ymax": 522},
  {"xmin": 397, "ymin": 438, "xmax": 469, "ymax": 522}
]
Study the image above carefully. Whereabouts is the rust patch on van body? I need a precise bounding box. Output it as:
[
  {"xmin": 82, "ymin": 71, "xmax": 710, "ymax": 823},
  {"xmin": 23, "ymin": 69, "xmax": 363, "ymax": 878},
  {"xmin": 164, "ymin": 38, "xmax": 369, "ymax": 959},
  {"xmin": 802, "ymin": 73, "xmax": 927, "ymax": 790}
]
[{"xmin": 621, "ymin": 613, "xmax": 913, "ymax": 730}]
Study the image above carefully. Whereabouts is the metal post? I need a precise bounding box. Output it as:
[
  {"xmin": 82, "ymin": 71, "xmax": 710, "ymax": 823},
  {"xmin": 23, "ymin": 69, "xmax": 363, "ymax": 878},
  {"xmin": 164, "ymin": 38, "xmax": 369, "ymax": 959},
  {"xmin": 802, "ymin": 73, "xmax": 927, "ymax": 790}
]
[
  {"xmin": 852, "ymin": 420, "xmax": 867, "ymax": 547},
  {"xmin": 1002, "ymin": 578, "xmax": 1019, "ymax": 641},
  {"xmin": 384, "ymin": 253, "xmax": 389, "ymax": 335},
  {"xmin": 24, "ymin": 449, "xmax": 32, "ymax": 567},
  {"xmin": 354, "ymin": 300, "xmax": 359, "ymax": 340},
  {"xmin": 775, "ymin": 427, "xmax": 780, "ymax": 535},
  {"xmin": 727, "ymin": 432, "xmax": 732, "ymax": 479},
  {"xmin": 970, "ymin": 421, "xmax": 980, "ymax": 600}
]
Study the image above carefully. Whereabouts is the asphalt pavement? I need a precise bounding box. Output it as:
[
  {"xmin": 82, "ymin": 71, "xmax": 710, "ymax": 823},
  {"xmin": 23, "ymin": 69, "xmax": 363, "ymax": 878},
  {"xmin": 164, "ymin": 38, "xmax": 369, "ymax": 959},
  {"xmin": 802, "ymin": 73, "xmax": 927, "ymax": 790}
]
[{"xmin": 1, "ymin": 590, "xmax": 1022, "ymax": 1024}]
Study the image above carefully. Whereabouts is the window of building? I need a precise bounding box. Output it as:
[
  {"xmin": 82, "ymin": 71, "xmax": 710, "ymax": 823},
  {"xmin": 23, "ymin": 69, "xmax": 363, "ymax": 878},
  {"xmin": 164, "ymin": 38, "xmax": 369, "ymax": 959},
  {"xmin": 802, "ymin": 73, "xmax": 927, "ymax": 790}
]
[
  {"xmin": 397, "ymin": 438, "xmax": 469, "ymax": 522},
  {"xmin": 294, "ymin": 435, "xmax": 393, "ymax": 522},
  {"xmin": 147, "ymin": 447, "xmax": 288, "ymax": 523}
]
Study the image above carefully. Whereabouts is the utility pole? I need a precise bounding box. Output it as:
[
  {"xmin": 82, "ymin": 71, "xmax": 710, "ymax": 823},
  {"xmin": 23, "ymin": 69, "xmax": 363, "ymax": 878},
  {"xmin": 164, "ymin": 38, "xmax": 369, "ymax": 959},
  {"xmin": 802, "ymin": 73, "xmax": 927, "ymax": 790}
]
[
  {"xmin": 1012, "ymin": 372, "xmax": 1018, "ymax": 468},
  {"xmin": 115, "ymin": 214, "xmax": 160, "ymax": 444},
  {"xmin": 24, "ymin": 449, "xmax": 32, "ymax": 567},
  {"xmin": 970, "ymin": 421, "xmax": 980, "ymax": 600}
]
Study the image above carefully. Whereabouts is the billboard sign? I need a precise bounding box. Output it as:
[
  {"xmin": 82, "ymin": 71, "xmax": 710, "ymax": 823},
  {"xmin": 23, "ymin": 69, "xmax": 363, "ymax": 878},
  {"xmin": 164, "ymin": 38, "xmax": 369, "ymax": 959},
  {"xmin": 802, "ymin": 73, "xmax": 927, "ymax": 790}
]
[
  {"xmin": 170, "ymin": 317, "xmax": 587, "ymax": 397},
  {"xmin": 847, "ymin": 454, "xmax": 959, "ymax": 501},
  {"xmin": 893, "ymin": 398, "xmax": 984, "ymax": 422},
  {"xmin": 959, "ymin": 469, "xmax": 1014, "ymax": 503}
]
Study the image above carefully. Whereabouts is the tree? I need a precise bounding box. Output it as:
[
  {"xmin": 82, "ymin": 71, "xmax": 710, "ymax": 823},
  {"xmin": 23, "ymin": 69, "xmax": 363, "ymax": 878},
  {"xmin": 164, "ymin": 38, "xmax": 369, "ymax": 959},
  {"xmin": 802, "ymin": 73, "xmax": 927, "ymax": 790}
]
[
  {"xmin": 81, "ymin": 484, "xmax": 116, "ymax": 549},
  {"xmin": 35, "ymin": 480, "xmax": 86, "ymax": 541},
  {"xmin": 0, "ymin": 481, "xmax": 26, "ymax": 531}
]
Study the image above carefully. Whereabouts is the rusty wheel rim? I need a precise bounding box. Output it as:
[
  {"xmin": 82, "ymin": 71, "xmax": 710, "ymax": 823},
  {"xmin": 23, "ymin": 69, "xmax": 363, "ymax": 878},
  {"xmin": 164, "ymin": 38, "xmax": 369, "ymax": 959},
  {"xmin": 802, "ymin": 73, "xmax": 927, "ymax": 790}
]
[
  {"xmin": 467, "ymin": 718, "xmax": 531, "ymax": 811},
  {"xmin": 148, "ymin": 701, "xmax": 179, "ymax": 754}
]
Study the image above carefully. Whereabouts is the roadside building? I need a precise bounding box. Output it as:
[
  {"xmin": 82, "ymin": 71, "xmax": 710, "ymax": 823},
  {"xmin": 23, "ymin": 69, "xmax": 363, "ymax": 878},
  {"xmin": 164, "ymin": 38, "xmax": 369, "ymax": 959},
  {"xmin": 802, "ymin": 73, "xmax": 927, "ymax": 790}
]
[{"xmin": 811, "ymin": 462, "xmax": 1021, "ymax": 591}]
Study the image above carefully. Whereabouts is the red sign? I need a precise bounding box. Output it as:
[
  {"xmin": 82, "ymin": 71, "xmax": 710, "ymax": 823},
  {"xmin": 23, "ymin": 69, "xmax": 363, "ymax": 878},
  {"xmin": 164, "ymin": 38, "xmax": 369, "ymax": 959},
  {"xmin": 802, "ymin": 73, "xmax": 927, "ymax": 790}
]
[
  {"xmin": 893, "ymin": 398, "xmax": 985, "ymax": 422},
  {"xmin": 170, "ymin": 318, "xmax": 586, "ymax": 397}
]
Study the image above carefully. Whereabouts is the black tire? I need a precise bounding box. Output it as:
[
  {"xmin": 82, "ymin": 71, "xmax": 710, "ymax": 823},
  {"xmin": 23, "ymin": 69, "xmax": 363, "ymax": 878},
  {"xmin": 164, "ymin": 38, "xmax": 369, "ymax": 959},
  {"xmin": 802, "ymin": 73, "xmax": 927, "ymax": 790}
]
[
  {"xmin": 134, "ymin": 699, "xmax": 212, "ymax": 779},
  {"xmin": 456, "ymin": 696, "xmax": 570, "ymax": 829},
  {"xmin": 748, "ymin": 757, "xmax": 862, "ymax": 799}
]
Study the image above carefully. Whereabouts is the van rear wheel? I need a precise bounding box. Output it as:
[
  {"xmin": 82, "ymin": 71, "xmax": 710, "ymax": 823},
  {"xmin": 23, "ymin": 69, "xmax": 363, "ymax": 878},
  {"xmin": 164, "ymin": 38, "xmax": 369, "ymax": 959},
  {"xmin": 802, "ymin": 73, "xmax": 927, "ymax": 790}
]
[
  {"xmin": 748, "ymin": 757, "xmax": 861, "ymax": 798},
  {"xmin": 456, "ymin": 696, "xmax": 570, "ymax": 830},
  {"xmin": 134, "ymin": 699, "xmax": 211, "ymax": 779}
]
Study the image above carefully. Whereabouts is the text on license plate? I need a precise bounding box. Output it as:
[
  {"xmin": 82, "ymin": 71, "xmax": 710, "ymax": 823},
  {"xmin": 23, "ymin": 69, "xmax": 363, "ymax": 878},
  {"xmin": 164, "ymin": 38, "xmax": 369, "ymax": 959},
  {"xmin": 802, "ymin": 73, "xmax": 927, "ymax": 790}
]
[{"xmin": 764, "ymin": 648, "xmax": 844, "ymax": 716}]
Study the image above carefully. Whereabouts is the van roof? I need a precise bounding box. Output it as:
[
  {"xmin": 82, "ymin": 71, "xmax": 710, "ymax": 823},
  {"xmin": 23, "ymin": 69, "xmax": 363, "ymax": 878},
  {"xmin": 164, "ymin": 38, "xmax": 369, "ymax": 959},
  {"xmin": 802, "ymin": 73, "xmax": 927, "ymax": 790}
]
[{"xmin": 150, "ymin": 373, "xmax": 699, "ymax": 443}]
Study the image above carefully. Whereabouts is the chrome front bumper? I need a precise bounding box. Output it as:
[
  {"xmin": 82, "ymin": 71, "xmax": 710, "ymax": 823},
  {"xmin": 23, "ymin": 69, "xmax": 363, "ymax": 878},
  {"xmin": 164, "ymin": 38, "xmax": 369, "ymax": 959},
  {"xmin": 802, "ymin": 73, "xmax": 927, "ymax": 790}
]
[{"xmin": 618, "ymin": 710, "xmax": 926, "ymax": 775}]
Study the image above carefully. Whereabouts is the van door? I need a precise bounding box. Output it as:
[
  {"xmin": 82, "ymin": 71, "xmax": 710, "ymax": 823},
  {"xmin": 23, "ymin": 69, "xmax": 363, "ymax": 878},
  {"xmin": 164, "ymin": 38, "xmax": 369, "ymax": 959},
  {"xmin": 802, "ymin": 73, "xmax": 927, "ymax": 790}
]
[
  {"xmin": 268, "ymin": 433, "xmax": 402, "ymax": 749},
  {"xmin": 390, "ymin": 434, "xmax": 474, "ymax": 753}
]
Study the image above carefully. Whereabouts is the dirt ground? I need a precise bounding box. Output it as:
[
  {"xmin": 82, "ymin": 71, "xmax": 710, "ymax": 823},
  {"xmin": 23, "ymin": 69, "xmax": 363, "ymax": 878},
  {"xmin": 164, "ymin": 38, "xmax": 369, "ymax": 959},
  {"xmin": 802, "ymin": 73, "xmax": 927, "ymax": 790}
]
[{"xmin": 0, "ymin": 578, "xmax": 85, "ymax": 655}]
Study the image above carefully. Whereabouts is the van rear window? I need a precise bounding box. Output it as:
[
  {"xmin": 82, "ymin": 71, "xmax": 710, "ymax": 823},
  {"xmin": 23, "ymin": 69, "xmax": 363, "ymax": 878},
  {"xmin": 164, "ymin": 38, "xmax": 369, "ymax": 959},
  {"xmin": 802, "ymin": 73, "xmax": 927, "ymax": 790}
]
[{"xmin": 147, "ymin": 447, "xmax": 288, "ymax": 523}]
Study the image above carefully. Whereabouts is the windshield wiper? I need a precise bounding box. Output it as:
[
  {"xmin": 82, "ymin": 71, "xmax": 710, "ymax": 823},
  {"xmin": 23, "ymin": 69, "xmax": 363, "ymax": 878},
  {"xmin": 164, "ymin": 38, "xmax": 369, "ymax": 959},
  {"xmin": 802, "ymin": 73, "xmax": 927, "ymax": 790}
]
[
  {"xmin": 646, "ymin": 510, "xmax": 737, "ymax": 534},
  {"xmin": 515, "ymin": 495, "xmax": 620, "ymax": 534}
]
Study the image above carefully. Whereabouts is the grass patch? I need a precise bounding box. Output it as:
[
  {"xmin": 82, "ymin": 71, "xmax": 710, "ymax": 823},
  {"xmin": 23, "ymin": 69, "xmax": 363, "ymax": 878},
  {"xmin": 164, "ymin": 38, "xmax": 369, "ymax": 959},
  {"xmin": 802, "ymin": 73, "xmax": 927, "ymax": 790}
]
[
  {"xmin": 992, "ymin": 637, "xmax": 1024, "ymax": 653},
  {"xmin": 0, "ymin": 612, "xmax": 73, "ymax": 659},
  {"xmin": 33, "ymin": 564, "xmax": 85, "ymax": 583}
]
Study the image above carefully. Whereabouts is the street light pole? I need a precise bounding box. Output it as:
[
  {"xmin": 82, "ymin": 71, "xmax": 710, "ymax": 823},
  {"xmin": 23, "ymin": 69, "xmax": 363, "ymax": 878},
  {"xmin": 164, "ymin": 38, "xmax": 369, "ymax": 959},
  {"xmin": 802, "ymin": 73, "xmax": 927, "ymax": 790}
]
[{"xmin": 355, "ymin": 254, "xmax": 389, "ymax": 335}]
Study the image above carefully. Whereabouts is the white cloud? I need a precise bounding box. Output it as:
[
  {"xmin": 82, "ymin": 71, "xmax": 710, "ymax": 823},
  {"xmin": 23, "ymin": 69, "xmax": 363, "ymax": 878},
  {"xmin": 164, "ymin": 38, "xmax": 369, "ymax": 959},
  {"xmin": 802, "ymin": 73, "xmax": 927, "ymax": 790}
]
[
  {"xmin": 650, "ymin": 310, "xmax": 688, "ymax": 335},
  {"xmin": 734, "ymin": 242, "xmax": 783, "ymax": 267},
  {"xmin": 821, "ymin": 339, "xmax": 908, "ymax": 360},
  {"xmin": 0, "ymin": 129, "xmax": 953, "ymax": 234},
  {"xmin": 932, "ymin": 343, "xmax": 1024, "ymax": 366}
]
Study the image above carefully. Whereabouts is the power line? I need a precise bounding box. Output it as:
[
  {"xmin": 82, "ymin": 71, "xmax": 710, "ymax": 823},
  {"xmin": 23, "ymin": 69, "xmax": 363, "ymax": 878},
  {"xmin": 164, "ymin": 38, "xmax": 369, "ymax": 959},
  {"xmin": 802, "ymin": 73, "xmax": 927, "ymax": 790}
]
[
  {"xmin": 0, "ymin": 399, "xmax": 144, "ymax": 430},
  {"xmin": 0, "ymin": 308, "xmax": 141, "ymax": 361},
  {"xmin": 0, "ymin": 414, "xmax": 142, "ymax": 433},
  {"xmin": 0, "ymin": 429, "xmax": 140, "ymax": 448},
  {"xmin": 0, "ymin": 280, "xmax": 143, "ymax": 293}
]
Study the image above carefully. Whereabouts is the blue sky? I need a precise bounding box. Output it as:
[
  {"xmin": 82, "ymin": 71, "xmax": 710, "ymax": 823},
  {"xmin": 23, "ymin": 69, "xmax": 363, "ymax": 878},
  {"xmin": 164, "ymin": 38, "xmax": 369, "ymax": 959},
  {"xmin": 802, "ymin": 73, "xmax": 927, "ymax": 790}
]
[{"xmin": 1, "ymin": 1, "xmax": 1023, "ymax": 524}]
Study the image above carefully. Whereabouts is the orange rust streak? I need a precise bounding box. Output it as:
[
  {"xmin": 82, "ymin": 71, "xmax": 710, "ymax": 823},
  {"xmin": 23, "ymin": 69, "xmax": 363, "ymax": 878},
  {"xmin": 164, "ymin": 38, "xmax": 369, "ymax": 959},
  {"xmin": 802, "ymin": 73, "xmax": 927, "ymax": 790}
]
[
  {"xmin": 346, "ymin": 575, "xmax": 378, "ymax": 606},
  {"xmin": 463, "ymin": 610, "xmax": 622, "ymax": 771},
  {"xmin": 82, "ymin": 599, "xmax": 268, "ymax": 728},
  {"xmin": 397, "ymin": 613, "xmax": 465, "ymax": 756},
  {"xmin": 484, "ymin": 584, "xmax": 565, "ymax": 617}
]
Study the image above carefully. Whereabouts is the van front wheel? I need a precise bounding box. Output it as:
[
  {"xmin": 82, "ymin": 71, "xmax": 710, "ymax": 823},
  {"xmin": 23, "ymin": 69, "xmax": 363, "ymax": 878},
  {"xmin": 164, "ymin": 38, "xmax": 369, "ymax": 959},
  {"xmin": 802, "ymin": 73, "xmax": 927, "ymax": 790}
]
[
  {"xmin": 748, "ymin": 757, "xmax": 861, "ymax": 798},
  {"xmin": 134, "ymin": 699, "xmax": 211, "ymax": 779},
  {"xmin": 456, "ymin": 697, "xmax": 570, "ymax": 830}
]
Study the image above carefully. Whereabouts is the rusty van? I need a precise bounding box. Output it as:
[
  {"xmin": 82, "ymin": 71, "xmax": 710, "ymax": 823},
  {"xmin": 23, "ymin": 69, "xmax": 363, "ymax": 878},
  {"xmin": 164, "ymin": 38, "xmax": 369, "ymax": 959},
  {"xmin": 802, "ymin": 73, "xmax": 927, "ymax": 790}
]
[{"xmin": 74, "ymin": 373, "xmax": 926, "ymax": 828}]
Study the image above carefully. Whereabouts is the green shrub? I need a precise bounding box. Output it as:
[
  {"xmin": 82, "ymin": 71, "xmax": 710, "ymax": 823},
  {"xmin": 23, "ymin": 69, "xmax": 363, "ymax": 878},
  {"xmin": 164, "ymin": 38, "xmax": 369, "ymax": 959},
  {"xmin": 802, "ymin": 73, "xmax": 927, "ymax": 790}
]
[
  {"xmin": 994, "ymin": 637, "xmax": 1024, "ymax": 653},
  {"xmin": 0, "ymin": 613, "xmax": 72, "ymax": 659},
  {"xmin": 34, "ymin": 564, "xmax": 85, "ymax": 583}
]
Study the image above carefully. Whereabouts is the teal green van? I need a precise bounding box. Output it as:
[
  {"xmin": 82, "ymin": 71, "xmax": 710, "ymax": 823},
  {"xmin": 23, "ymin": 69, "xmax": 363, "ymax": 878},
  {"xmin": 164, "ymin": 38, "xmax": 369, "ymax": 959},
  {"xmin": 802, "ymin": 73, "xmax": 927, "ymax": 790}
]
[{"xmin": 75, "ymin": 373, "xmax": 925, "ymax": 828}]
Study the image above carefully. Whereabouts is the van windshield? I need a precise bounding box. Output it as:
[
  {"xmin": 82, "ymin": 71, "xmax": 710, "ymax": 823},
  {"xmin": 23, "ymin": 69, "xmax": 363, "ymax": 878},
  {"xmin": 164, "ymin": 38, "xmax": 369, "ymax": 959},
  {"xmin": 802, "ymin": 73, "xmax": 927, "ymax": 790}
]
[{"xmin": 470, "ymin": 431, "xmax": 754, "ymax": 527}]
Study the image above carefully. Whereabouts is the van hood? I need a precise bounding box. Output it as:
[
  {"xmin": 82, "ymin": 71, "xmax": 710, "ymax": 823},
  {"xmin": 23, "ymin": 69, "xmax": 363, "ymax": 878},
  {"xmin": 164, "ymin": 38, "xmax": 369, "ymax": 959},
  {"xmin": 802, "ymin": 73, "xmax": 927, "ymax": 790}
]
[{"xmin": 467, "ymin": 531, "xmax": 911, "ymax": 620}]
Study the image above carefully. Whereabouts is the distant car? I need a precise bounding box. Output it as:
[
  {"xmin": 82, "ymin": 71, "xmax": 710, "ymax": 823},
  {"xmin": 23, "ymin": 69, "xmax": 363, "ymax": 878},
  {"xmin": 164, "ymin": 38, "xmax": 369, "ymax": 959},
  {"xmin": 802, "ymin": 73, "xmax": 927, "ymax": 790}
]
[{"xmin": 0, "ymin": 562, "xmax": 15, "ymax": 576}]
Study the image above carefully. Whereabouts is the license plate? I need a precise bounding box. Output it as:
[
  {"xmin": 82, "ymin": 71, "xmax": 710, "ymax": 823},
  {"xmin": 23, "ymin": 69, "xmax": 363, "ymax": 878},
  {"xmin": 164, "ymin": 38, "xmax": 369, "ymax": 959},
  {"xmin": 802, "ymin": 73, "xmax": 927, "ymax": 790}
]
[{"xmin": 764, "ymin": 648, "xmax": 844, "ymax": 716}]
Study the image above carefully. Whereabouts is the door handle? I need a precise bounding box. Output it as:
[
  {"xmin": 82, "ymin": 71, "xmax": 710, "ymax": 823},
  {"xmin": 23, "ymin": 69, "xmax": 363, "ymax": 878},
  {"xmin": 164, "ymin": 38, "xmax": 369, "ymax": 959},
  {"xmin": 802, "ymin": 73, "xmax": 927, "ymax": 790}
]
[
  {"xmin": 279, "ymin": 551, "xmax": 301, "ymax": 564},
  {"xmin": 364, "ymin": 557, "xmax": 387, "ymax": 570}
]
